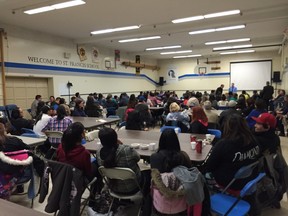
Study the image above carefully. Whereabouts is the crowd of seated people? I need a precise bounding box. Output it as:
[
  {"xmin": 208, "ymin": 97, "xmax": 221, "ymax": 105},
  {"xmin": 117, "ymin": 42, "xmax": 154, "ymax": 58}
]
[{"xmin": 2, "ymin": 86, "xmax": 288, "ymax": 215}]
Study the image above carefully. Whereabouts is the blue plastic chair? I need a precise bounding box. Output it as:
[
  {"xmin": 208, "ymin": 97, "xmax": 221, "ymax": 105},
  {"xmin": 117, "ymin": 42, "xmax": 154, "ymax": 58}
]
[
  {"xmin": 211, "ymin": 172, "xmax": 265, "ymax": 216},
  {"xmin": 0, "ymin": 106, "xmax": 8, "ymax": 118},
  {"xmin": 5, "ymin": 104, "xmax": 17, "ymax": 120},
  {"xmin": 210, "ymin": 161, "xmax": 263, "ymax": 216},
  {"xmin": 207, "ymin": 129, "xmax": 222, "ymax": 139},
  {"xmin": 21, "ymin": 128, "xmax": 40, "ymax": 138},
  {"xmin": 160, "ymin": 126, "xmax": 181, "ymax": 133}
]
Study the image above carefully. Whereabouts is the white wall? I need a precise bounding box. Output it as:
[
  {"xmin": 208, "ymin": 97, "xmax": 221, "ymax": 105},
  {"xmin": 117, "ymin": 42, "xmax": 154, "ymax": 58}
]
[
  {"xmin": 158, "ymin": 51, "xmax": 282, "ymax": 96},
  {"xmin": 0, "ymin": 22, "xmax": 286, "ymax": 105},
  {"xmin": 0, "ymin": 23, "xmax": 158, "ymax": 104}
]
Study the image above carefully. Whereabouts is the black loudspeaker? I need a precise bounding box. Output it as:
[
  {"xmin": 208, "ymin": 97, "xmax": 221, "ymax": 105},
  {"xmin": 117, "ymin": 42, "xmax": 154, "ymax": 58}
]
[
  {"xmin": 273, "ymin": 71, "xmax": 281, "ymax": 82},
  {"xmin": 159, "ymin": 77, "xmax": 164, "ymax": 86}
]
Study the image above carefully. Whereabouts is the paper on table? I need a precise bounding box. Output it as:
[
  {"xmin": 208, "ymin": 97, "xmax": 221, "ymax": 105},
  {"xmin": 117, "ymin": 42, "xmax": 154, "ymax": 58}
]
[{"xmin": 96, "ymin": 119, "xmax": 107, "ymax": 122}]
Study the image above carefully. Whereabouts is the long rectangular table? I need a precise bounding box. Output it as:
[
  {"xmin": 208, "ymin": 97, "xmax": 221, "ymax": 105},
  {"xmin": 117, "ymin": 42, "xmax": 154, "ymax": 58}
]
[
  {"xmin": 11, "ymin": 135, "xmax": 46, "ymax": 148},
  {"xmin": 71, "ymin": 116, "xmax": 120, "ymax": 130},
  {"xmin": 0, "ymin": 199, "xmax": 48, "ymax": 216},
  {"xmin": 84, "ymin": 130, "xmax": 213, "ymax": 162}
]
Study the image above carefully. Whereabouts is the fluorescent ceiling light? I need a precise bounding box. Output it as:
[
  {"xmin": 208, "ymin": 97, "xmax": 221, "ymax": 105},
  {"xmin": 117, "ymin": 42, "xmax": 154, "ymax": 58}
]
[
  {"xmin": 91, "ymin": 25, "xmax": 140, "ymax": 35},
  {"xmin": 213, "ymin": 44, "xmax": 252, "ymax": 51},
  {"xmin": 189, "ymin": 25, "xmax": 245, "ymax": 35},
  {"xmin": 53, "ymin": 0, "xmax": 86, "ymax": 9},
  {"xmin": 227, "ymin": 38, "xmax": 250, "ymax": 43},
  {"xmin": 119, "ymin": 36, "xmax": 161, "ymax": 43},
  {"xmin": 205, "ymin": 38, "xmax": 250, "ymax": 45},
  {"xmin": 24, "ymin": 6, "xmax": 54, "ymax": 14},
  {"xmin": 172, "ymin": 9, "xmax": 240, "ymax": 24},
  {"xmin": 189, "ymin": 29, "xmax": 215, "ymax": 35},
  {"xmin": 145, "ymin": 45, "xmax": 181, "ymax": 51},
  {"xmin": 24, "ymin": 0, "xmax": 85, "ymax": 15},
  {"xmin": 204, "ymin": 10, "xmax": 240, "ymax": 18},
  {"xmin": 216, "ymin": 25, "xmax": 245, "ymax": 31},
  {"xmin": 220, "ymin": 50, "xmax": 255, "ymax": 55},
  {"xmin": 237, "ymin": 50, "xmax": 255, "ymax": 53},
  {"xmin": 161, "ymin": 50, "xmax": 192, "ymax": 55},
  {"xmin": 173, "ymin": 54, "xmax": 202, "ymax": 59},
  {"xmin": 172, "ymin": 16, "xmax": 204, "ymax": 24}
]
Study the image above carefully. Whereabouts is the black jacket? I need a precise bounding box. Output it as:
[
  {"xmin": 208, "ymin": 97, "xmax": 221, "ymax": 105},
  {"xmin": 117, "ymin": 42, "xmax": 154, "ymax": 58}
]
[
  {"xmin": 40, "ymin": 161, "xmax": 84, "ymax": 216},
  {"xmin": 254, "ymin": 129, "xmax": 280, "ymax": 154}
]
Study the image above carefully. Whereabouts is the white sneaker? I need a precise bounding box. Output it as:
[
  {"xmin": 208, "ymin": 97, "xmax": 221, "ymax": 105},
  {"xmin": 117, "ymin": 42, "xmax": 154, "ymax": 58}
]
[{"xmin": 87, "ymin": 207, "xmax": 113, "ymax": 216}]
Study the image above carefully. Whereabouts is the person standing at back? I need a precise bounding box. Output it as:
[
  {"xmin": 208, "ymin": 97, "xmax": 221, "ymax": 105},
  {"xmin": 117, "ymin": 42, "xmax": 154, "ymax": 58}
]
[
  {"xmin": 31, "ymin": 95, "xmax": 42, "ymax": 119},
  {"xmin": 261, "ymin": 81, "xmax": 274, "ymax": 110},
  {"xmin": 215, "ymin": 84, "xmax": 224, "ymax": 96},
  {"xmin": 228, "ymin": 83, "xmax": 237, "ymax": 94}
]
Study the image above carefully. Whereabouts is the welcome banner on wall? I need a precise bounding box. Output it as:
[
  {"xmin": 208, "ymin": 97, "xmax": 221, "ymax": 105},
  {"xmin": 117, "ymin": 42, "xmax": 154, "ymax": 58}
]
[{"xmin": 27, "ymin": 56, "xmax": 100, "ymax": 69}]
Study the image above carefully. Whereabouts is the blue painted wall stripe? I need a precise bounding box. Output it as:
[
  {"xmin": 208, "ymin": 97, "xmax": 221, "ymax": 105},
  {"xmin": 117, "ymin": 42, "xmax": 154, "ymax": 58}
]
[
  {"xmin": 2, "ymin": 62, "xmax": 230, "ymax": 84},
  {"xmin": 178, "ymin": 72, "xmax": 230, "ymax": 79},
  {"xmin": 3, "ymin": 62, "xmax": 158, "ymax": 85}
]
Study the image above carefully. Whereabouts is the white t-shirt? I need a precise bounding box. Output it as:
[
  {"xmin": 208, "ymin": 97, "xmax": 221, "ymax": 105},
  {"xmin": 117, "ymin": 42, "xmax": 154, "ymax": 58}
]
[{"xmin": 33, "ymin": 114, "xmax": 52, "ymax": 136}]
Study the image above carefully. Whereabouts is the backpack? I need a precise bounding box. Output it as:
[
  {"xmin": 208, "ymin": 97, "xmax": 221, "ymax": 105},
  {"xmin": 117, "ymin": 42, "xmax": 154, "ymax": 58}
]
[{"xmin": 256, "ymin": 151, "xmax": 286, "ymax": 208}]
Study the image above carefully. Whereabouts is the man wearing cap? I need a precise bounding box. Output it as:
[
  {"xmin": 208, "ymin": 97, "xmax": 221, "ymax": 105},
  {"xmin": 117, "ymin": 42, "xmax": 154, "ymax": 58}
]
[{"xmin": 253, "ymin": 113, "xmax": 280, "ymax": 154}]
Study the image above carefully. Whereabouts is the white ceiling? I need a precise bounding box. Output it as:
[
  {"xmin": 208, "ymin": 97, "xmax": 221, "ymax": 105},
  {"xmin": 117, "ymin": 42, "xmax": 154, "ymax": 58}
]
[{"xmin": 0, "ymin": 0, "xmax": 287, "ymax": 60}]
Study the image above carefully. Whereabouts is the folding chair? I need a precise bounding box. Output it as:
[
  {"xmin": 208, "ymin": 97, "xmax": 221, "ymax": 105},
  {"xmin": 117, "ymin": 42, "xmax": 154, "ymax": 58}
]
[
  {"xmin": 0, "ymin": 150, "xmax": 36, "ymax": 208},
  {"xmin": 39, "ymin": 160, "xmax": 96, "ymax": 216},
  {"xmin": 13, "ymin": 163, "xmax": 36, "ymax": 208},
  {"xmin": 5, "ymin": 104, "xmax": 17, "ymax": 120},
  {"xmin": 0, "ymin": 106, "xmax": 9, "ymax": 123},
  {"xmin": 211, "ymin": 172, "xmax": 265, "ymax": 216},
  {"xmin": 98, "ymin": 166, "xmax": 143, "ymax": 215},
  {"xmin": 44, "ymin": 131, "xmax": 63, "ymax": 159},
  {"xmin": 85, "ymin": 130, "xmax": 99, "ymax": 141},
  {"xmin": 117, "ymin": 121, "xmax": 126, "ymax": 130}
]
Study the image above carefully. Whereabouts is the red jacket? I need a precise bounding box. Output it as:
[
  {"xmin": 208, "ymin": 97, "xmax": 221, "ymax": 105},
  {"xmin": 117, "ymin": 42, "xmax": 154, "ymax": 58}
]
[{"xmin": 57, "ymin": 144, "xmax": 91, "ymax": 177}]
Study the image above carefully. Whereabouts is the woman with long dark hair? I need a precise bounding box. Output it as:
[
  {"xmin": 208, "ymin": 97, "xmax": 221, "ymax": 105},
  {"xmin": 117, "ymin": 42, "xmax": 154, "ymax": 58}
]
[
  {"xmin": 206, "ymin": 114, "xmax": 260, "ymax": 190},
  {"xmin": 125, "ymin": 94, "xmax": 138, "ymax": 120},
  {"xmin": 189, "ymin": 106, "xmax": 208, "ymax": 134},
  {"xmin": 10, "ymin": 107, "xmax": 35, "ymax": 135},
  {"xmin": 96, "ymin": 127, "xmax": 141, "ymax": 194},
  {"xmin": 150, "ymin": 128, "xmax": 191, "ymax": 173},
  {"xmin": 85, "ymin": 96, "xmax": 102, "ymax": 117},
  {"xmin": 57, "ymin": 122, "xmax": 92, "ymax": 177},
  {"xmin": 72, "ymin": 99, "xmax": 87, "ymax": 117}
]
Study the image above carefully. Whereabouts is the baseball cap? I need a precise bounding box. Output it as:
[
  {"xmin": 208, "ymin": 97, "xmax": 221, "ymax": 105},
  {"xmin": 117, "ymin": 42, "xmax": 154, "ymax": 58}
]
[
  {"xmin": 138, "ymin": 96, "xmax": 146, "ymax": 102},
  {"xmin": 252, "ymin": 113, "xmax": 276, "ymax": 128}
]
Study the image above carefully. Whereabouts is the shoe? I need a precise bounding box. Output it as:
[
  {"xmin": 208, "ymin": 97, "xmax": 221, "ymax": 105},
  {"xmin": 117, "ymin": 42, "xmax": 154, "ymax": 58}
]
[{"xmin": 87, "ymin": 207, "xmax": 113, "ymax": 216}]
